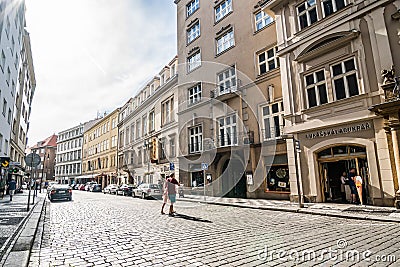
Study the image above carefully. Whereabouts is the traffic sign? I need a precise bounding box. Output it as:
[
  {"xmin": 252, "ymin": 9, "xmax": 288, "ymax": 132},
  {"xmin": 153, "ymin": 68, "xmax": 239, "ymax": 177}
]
[
  {"xmin": 201, "ymin": 163, "xmax": 208, "ymax": 170},
  {"xmin": 0, "ymin": 157, "xmax": 10, "ymax": 168},
  {"xmin": 169, "ymin": 162, "xmax": 175, "ymax": 171},
  {"xmin": 25, "ymin": 153, "xmax": 41, "ymax": 167}
]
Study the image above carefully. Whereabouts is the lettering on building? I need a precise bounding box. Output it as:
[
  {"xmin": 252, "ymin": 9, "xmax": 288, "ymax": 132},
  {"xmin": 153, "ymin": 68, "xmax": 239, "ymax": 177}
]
[{"xmin": 305, "ymin": 122, "xmax": 371, "ymax": 139}]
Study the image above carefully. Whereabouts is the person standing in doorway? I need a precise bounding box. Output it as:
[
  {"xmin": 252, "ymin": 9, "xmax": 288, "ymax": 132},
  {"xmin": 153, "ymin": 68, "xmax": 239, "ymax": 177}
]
[
  {"xmin": 348, "ymin": 168, "xmax": 358, "ymax": 204},
  {"xmin": 167, "ymin": 173, "xmax": 180, "ymax": 216},
  {"xmin": 8, "ymin": 178, "xmax": 16, "ymax": 201},
  {"xmin": 340, "ymin": 172, "xmax": 349, "ymax": 203},
  {"xmin": 355, "ymin": 173, "xmax": 364, "ymax": 205}
]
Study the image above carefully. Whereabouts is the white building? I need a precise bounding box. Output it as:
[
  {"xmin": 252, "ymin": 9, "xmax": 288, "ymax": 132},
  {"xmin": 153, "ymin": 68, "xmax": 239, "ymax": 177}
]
[
  {"xmin": 118, "ymin": 56, "xmax": 179, "ymax": 185},
  {"xmin": 0, "ymin": 0, "xmax": 28, "ymax": 158},
  {"xmin": 55, "ymin": 124, "xmax": 84, "ymax": 184}
]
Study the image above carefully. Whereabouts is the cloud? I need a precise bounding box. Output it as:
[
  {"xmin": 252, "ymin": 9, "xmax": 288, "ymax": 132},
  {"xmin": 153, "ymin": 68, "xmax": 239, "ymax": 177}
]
[{"xmin": 25, "ymin": 0, "xmax": 177, "ymax": 145}]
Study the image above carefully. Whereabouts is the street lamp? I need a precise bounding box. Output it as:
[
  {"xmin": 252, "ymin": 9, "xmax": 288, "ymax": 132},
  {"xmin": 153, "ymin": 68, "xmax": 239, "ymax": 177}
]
[
  {"xmin": 40, "ymin": 153, "xmax": 49, "ymax": 193},
  {"xmin": 281, "ymin": 134, "xmax": 304, "ymax": 208}
]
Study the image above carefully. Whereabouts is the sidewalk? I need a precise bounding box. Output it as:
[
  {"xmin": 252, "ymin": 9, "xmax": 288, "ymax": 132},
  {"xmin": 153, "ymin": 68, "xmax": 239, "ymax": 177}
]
[
  {"xmin": 0, "ymin": 190, "xmax": 46, "ymax": 267},
  {"xmin": 179, "ymin": 194, "xmax": 400, "ymax": 223}
]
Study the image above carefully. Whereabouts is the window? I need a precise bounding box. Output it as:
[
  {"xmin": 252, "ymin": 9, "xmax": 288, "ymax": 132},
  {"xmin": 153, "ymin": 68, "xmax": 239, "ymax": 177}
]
[
  {"xmin": 136, "ymin": 119, "xmax": 141, "ymax": 139},
  {"xmin": 1, "ymin": 50, "xmax": 5, "ymax": 70},
  {"xmin": 257, "ymin": 47, "xmax": 279, "ymax": 75},
  {"xmin": 255, "ymin": 10, "xmax": 274, "ymax": 31},
  {"xmin": 170, "ymin": 137, "xmax": 176, "ymax": 158},
  {"xmin": 186, "ymin": 0, "xmax": 199, "ymax": 17},
  {"xmin": 0, "ymin": 134, "xmax": 2, "ymax": 152},
  {"xmin": 189, "ymin": 125, "xmax": 202, "ymax": 153},
  {"xmin": 162, "ymin": 97, "xmax": 174, "ymax": 125},
  {"xmin": 304, "ymin": 70, "xmax": 328, "ymax": 108},
  {"xmin": 170, "ymin": 65, "xmax": 176, "ymax": 77},
  {"xmin": 4, "ymin": 139, "xmax": 8, "ymax": 154},
  {"xmin": 322, "ymin": 0, "xmax": 346, "ymax": 17},
  {"xmin": 218, "ymin": 114, "xmax": 237, "ymax": 147},
  {"xmin": 215, "ymin": 0, "xmax": 232, "ymax": 22},
  {"xmin": 216, "ymin": 29, "xmax": 234, "ymax": 54},
  {"xmin": 2, "ymin": 99, "xmax": 7, "ymax": 116},
  {"xmin": 125, "ymin": 127, "xmax": 130, "ymax": 146},
  {"xmin": 137, "ymin": 150, "xmax": 142, "ymax": 164},
  {"xmin": 188, "ymin": 84, "xmax": 202, "ymax": 105},
  {"xmin": 262, "ymin": 102, "xmax": 284, "ymax": 140},
  {"xmin": 130, "ymin": 124, "xmax": 135, "ymax": 142},
  {"xmin": 149, "ymin": 110, "xmax": 155, "ymax": 132},
  {"xmin": 142, "ymin": 115, "xmax": 147, "ymax": 136},
  {"xmin": 159, "ymin": 138, "xmax": 166, "ymax": 160},
  {"xmin": 217, "ymin": 66, "xmax": 236, "ymax": 95},
  {"xmin": 7, "ymin": 108, "xmax": 11, "ymax": 124},
  {"xmin": 187, "ymin": 51, "xmax": 201, "ymax": 72},
  {"xmin": 297, "ymin": 0, "xmax": 318, "ymax": 30},
  {"xmin": 187, "ymin": 21, "xmax": 200, "ymax": 44},
  {"xmin": 331, "ymin": 58, "xmax": 359, "ymax": 100}
]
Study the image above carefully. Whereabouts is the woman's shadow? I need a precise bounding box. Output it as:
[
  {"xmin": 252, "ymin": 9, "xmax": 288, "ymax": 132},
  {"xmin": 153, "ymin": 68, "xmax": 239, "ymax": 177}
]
[{"xmin": 170, "ymin": 213, "xmax": 212, "ymax": 223}]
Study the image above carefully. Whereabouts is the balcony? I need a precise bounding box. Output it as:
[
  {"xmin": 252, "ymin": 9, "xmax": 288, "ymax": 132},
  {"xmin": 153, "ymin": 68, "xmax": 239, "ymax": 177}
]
[
  {"xmin": 210, "ymin": 85, "xmax": 240, "ymax": 101},
  {"xmin": 216, "ymin": 131, "xmax": 254, "ymax": 147},
  {"xmin": 262, "ymin": 126, "xmax": 284, "ymax": 141}
]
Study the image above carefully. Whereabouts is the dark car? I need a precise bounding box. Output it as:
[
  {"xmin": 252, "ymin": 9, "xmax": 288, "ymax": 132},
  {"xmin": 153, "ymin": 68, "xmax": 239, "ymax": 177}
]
[
  {"xmin": 90, "ymin": 184, "xmax": 102, "ymax": 192},
  {"xmin": 116, "ymin": 184, "xmax": 136, "ymax": 196},
  {"xmin": 48, "ymin": 184, "xmax": 72, "ymax": 202}
]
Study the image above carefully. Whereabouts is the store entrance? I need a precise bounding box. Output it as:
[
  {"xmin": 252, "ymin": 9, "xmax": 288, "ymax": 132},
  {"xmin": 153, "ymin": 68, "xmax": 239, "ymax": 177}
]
[
  {"xmin": 318, "ymin": 145, "xmax": 370, "ymax": 204},
  {"xmin": 221, "ymin": 158, "xmax": 247, "ymax": 198}
]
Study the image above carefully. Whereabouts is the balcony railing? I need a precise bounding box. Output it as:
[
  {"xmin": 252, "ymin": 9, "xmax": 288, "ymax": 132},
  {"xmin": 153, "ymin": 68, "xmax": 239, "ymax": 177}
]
[
  {"xmin": 188, "ymin": 142, "xmax": 203, "ymax": 154},
  {"xmin": 262, "ymin": 126, "xmax": 284, "ymax": 141},
  {"xmin": 210, "ymin": 85, "xmax": 239, "ymax": 99},
  {"xmin": 216, "ymin": 131, "xmax": 254, "ymax": 147}
]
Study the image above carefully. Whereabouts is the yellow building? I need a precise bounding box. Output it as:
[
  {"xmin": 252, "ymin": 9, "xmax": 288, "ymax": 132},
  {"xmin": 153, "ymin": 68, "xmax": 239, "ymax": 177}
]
[{"xmin": 80, "ymin": 109, "xmax": 120, "ymax": 188}]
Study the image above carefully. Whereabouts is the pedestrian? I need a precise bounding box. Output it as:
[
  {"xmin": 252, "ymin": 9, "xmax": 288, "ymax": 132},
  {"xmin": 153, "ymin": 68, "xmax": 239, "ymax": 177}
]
[
  {"xmin": 348, "ymin": 168, "xmax": 358, "ymax": 204},
  {"xmin": 166, "ymin": 173, "xmax": 180, "ymax": 216},
  {"xmin": 161, "ymin": 174, "xmax": 169, "ymax": 215},
  {"xmin": 354, "ymin": 173, "xmax": 364, "ymax": 205},
  {"xmin": 0, "ymin": 178, "xmax": 5, "ymax": 199},
  {"xmin": 340, "ymin": 172, "xmax": 349, "ymax": 203},
  {"xmin": 8, "ymin": 178, "xmax": 16, "ymax": 201}
]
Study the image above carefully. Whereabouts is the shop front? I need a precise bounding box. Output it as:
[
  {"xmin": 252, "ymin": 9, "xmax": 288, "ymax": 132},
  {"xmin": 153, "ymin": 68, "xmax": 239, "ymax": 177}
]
[{"xmin": 296, "ymin": 119, "xmax": 396, "ymax": 206}]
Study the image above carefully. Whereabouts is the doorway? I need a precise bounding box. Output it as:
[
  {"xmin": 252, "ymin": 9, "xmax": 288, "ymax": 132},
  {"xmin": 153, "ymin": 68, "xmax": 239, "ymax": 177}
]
[
  {"xmin": 221, "ymin": 158, "xmax": 247, "ymax": 198},
  {"xmin": 318, "ymin": 145, "xmax": 370, "ymax": 204}
]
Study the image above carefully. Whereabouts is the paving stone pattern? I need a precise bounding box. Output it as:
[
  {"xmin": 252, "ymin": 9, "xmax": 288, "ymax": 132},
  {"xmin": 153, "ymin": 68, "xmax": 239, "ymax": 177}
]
[{"xmin": 29, "ymin": 191, "xmax": 400, "ymax": 267}]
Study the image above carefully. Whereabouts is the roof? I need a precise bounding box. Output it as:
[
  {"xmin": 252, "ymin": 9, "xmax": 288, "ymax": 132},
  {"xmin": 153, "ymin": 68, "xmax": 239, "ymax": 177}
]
[{"xmin": 30, "ymin": 134, "xmax": 58, "ymax": 149}]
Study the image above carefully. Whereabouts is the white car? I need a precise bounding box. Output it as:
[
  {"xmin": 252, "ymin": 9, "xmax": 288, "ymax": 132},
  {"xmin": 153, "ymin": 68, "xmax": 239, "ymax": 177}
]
[
  {"xmin": 132, "ymin": 183, "xmax": 162, "ymax": 199},
  {"xmin": 103, "ymin": 184, "xmax": 118, "ymax": 194}
]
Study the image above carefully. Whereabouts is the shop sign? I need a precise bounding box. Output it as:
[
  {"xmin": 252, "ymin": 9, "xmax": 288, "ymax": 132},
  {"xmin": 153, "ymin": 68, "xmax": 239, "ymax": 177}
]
[{"xmin": 305, "ymin": 122, "xmax": 371, "ymax": 140}]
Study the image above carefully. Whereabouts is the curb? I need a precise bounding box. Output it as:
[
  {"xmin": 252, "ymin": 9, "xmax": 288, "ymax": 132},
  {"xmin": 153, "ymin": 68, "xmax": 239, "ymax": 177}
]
[
  {"xmin": 1, "ymin": 196, "xmax": 46, "ymax": 267},
  {"xmin": 179, "ymin": 198, "xmax": 400, "ymax": 223}
]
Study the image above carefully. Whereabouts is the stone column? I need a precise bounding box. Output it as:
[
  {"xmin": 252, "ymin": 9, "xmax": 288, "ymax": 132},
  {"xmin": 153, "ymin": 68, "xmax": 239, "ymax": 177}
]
[{"xmin": 391, "ymin": 122, "xmax": 400, "ymax": 208}]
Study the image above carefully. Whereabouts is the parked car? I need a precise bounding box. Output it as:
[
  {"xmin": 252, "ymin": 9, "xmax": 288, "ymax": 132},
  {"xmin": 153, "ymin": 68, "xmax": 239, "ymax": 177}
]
[
  {"xmin": 90, "ymin": 184, "xmax": 102, "ymax": 192},
  {"xmin": 48, "ymin": 184, "xmax": 72, "ymax": 202},
  {"xmin": 72, "ymin": 184, "xmax": 80, "ymax": 190},
  {"xmin": 103, "ymin": 184, "xmax": 118, "ymax": 194},
  {"xmin": 116, "ymin": 184, "xmax": 136, "ymax": 196},
  {"xmin": 89, "ymin": 183, "xmax": 99, "ymax": 191},
  {"xmin": 132, "ymin": 183, "xmax": 162, "ymax": 199}
]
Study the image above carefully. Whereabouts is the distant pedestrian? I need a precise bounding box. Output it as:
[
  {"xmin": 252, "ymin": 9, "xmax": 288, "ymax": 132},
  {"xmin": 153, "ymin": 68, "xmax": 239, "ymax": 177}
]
[
  {"xmin": 355, "ymin": 173, "xmax": 364, "ymax": 205},
  {"xmin": 340, "ymin": 172, "xmax": 350, "ymax": 203},
  {"xmin": 348, "ymin": 168, "xmax": 358, "ymax": 204},
  {"xmin": 167, "ymin": 173, "xmax": 180, "ymax": 216},
  {"xmin": 161, "ymin": 174, "xmax": 169, "ymax": 215},
  {"xmin": 0, "ymin": 178, "xmax": 5, "ymax": 199},
  {"xmin": 8, "ymin": 178, "xmax": 16, "ymax": 201}
]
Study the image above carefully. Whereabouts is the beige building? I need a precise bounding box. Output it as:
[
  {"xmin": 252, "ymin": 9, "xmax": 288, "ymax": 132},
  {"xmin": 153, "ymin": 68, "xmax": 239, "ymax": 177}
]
[
  {"xmin": 263, "ymin": 0, "xmax": 400, "ymax": 206},
  {"xmin": 175, "ymin": 0, "xmax": 288, "ymax": 199},
  {"xmin": 117, "ymin": 57, "xmax": 179, "ymax": 186},
  {"xmin": 81, "ymin": 109, "xmax": 119, "ymax": 187}
]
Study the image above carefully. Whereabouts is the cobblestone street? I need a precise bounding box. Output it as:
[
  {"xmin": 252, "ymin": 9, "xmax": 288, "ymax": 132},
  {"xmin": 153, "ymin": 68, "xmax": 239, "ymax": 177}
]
[{"xmin": 29, "ymin": 191, "xmax": 400, "ymax": 266}]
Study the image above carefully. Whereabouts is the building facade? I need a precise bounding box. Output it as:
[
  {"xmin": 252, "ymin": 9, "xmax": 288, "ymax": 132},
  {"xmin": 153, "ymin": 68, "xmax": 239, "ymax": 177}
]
[
  {"xmin": 26, "ymin": 134, "xmax": 57, "ymax": 184},
  {"xmin": 10, "ymin": 30, "xmax": 35, "ymax": 169},
  {"xmin": 0, "ymin": 0, "xmax": 28, "ymax": 159},
  {"xmin": 117, "ymin": 57, "xmax": 179, "ymax": 186},
  {"xmin": 175, "ymin": 0, "xmax": 288, "ymax": 199},
  {"xmin": 55, "ymin": 124, "xmax": 84, "ymax": 184},
  {"xmin": 81, "ymin": 110, "xmax": 119, "ymax": 188},
  {"xmin": 263, "ymin": 0, "xmax": 400, "ymax": 206}
]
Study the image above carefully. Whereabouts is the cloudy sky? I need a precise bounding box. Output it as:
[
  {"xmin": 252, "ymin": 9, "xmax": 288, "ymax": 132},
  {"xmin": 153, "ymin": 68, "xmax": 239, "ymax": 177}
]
[{"xmin": 25, "ymin": 0, "xmax": 177, "ymax": 146}]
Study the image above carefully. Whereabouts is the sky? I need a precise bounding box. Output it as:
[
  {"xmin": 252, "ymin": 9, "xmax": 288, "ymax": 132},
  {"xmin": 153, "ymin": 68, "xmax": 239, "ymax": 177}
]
[{"xmin": 24, "ymin": 0, "xmax": 177, "ymax": 146}]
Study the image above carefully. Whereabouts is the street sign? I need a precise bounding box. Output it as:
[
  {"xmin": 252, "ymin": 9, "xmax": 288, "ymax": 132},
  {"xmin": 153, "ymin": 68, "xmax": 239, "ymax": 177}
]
[
  {"xmin": 169, "ymin": 162, "xmax": 175, "ymax": 171},
  {"xmin": 25, "ymin": 153, "xmax": 41, "ymax": 167},
  {"xmin": 201, "ymin": 163, "xmax": 208, "ymax": 170},
  {"xmin": 0, "ymin": 157, "xmax": 10, "ymax": 168}
]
